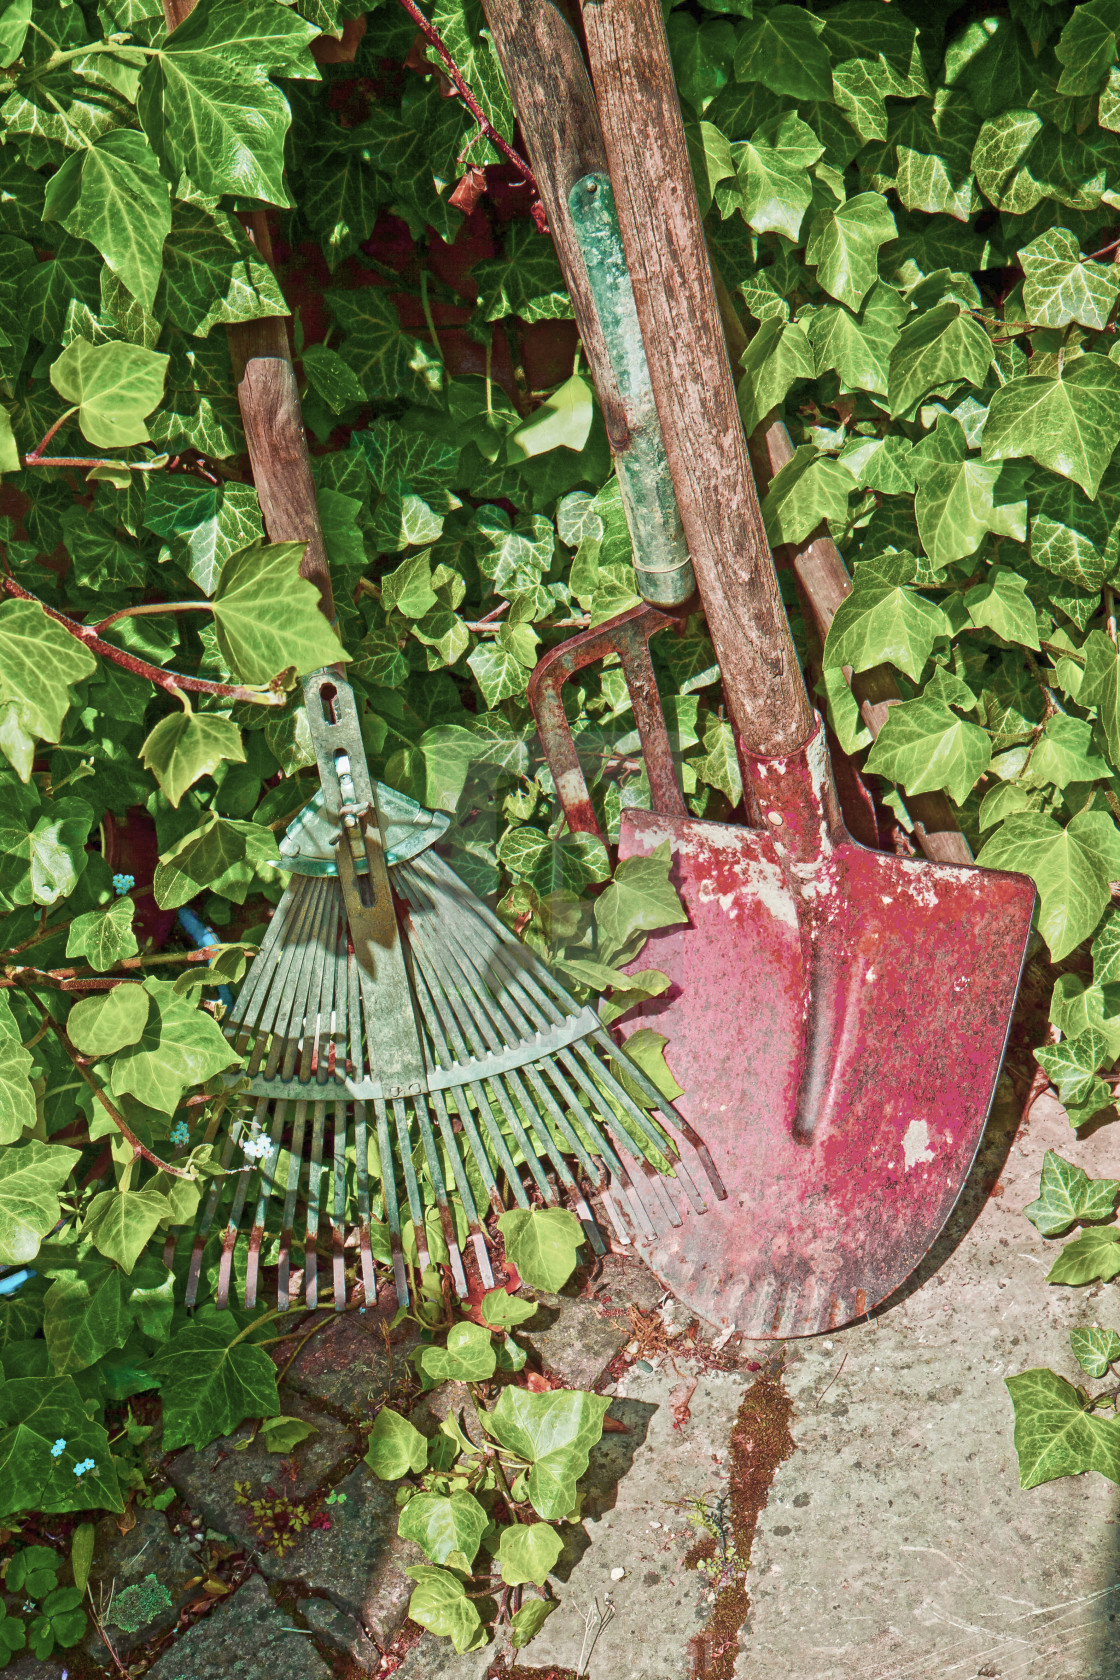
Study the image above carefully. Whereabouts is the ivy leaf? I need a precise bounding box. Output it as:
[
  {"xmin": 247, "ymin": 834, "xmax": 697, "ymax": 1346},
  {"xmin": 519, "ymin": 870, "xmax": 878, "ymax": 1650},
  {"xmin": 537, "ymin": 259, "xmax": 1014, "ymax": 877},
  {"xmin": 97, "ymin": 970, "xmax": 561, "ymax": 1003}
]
[
  {"xmin": 805, "ymin": 192, "xmax": 896, "ymax": 312},
  {"xmin": 0, "ymin": 1027, "xmax": 33, "ymax": 1146},
  {"xmin": 145, "ymin": 1305, "xmax": 279, "ymax": 1452},
  {"xmin": 497, "ymin": 1522, "xmax": 563, "ymax": 1587},
  {"xmin": 1024, "ymin": 1150, "xmax": 1119, "ymax": 1237},
  {"xmin": 398, "ymin": 1492, "xmax": 489, "ymax": 1567},
  {"xmin": 1036, "ymin": 1029, "xmax": 1114, "ymax": 1106},
  {"xmin": 381, "ymin": 551, "xmax": 437, "ymax": 619},
  {"xmin": 806, "ymin": 283, "xmax": 906, "ymax": 401},
  {"xmin": 49, "ymin": 339, "xmax": 168, "ymax": 450},
  {"xmin": 1020, "ymin": 228, "xmax": 1120, "ymax": 331},
  {"xmin": 760, "ymin": 446, "xmax": 854, "ymax": 546},
  {"xmin": 466, "ymin": 641, "xmax": 530, "ymax": 707},
  {"xmin": 479, "ymin": 1288, "xmax": 537, "ymax": 1331},
  {"xmin": 981, "ymin": 355, "xmax": 1120, "ymax": 499},
  {"xmin": 107, "ymin": 981, "xmax": 239, "ymax": 1115},
  {"xmin": 497, "ymin": 1208, "xmax": 584, "ymax": 1293},
  {"xmin": 42, "ymin": 132, "xmax": 170, "ymax": 312},
  {"xmin": 404, "ymin": 1566, "xmax": 483, "ymax": 1655},
  {"xmin": 142, "ymin": 478, "xmax": 263, "ymax": 598},
  {"xmin": 0, "ymin": 1373, "xmax": 121, "ymax": 1518},
  {"xmin": 67, "ymin": 986, "xmax": 150, "ymax": 1060},
  {"xmin": 17, "ymin": 800, "xmax": 94, "ymax": 909},
  {"xmin": 963, "ymin": 567, "xmax": 1040, "ymax": 650},
  {"xmin": 823, "ymin": 577, "xmax": 950, "ymax": 683},
  {"xmin": 484, "ymin": 1386, "xmax": 612, "ymax": 1521},
  {"xmin": 978, "ymin": 810, "xmax": 1120, "ymax": 960},
  {"xmin": 161, "ymin": 204, "xmax": 289, "ymax": 338},
  {"xmin": 1079, "ymin": 630, "xmax": 1120, "ymax": 768},
  {"xmin": 736, "ymin": 316, "xmax": 815, "ymax": 434},
  {"xmin": 887, "ymin": 301, "xmax": 993, "ymax": 421},
  {"xmin": 1048, "ymin": 1227, "xmax": 1120, "ymax": 1285},
  {"xmin": 82, "ymin": 1186, "xmax": 170, "ymax": 1274},
  {"xmin": 1055, "ymin": 0, "xmax": 1120, "ymax": 95},
  {"xmin": 154, "ymin": 813, "xmax": 279, "ymax": 910},
  {"xmin": 472, "ymin": 220, "xmax": 574, "ymax": 325},
  {"xmin": 0, "ymin": 0, "xmax": 31, "ymax": 64},
  {"xmin": 0, "ymin": 1142, "xmax": 77, "ymax": 1266},
  {"xmin": 733, "ymin": 113, "xmax": 822, "ymax": 243},
  {"xmin": 212, "ymin": 541, "xmax": 349, "ymax": 683},
  {"xmin": 1022, "ymin": 715, "xmax": 1108, "ymax": 789},
  {"xmin": 141, "ymin": 710, "xmax": 245, "ymax": 809},
  {"xmin": 363, "ymin": 1406, "xmax": 428, "ymax": 1479},
  {"xmin": 66, "ymin": 897, "xmax": 139, "ymax": 974},
  {"xmin": 510, "ymin": 1597, "xmax": 556, "ymax": 1650},
  {"xmin": 864, "ymin": 697, "xmax": 991, "ymax": 804},
  {"xmin": 594, "ymin": 841, "xmax": 687, "ymax": 966},
  {"xmin": 417, "ymin": 1322, "xmax": 497, "ymax": 1384},
  {"xmin": 697, "ymin": 714, "xmax": 742, "ymax": 804},
  {"xmin": 0, "ymin": 601, "xmax": 95, "ymax": 765},
  {"xmin": 508, "ymin": 375, "xmax": 594, "ymax": 460},
  {"xmin": 302, "ymin": 343, "xmax": 366, "ymax": 414},
  {"xmin": 1071, "ymin": 1327, "xmax": 1120, "ymax": 1379},
  {"xmin": 326, "ymin": 288, "xmax": 442, "ymax": 405},
  {"xmin": 734, "ymin": 6, "xmax": 833, "ymax": 101},
  {"xmin": 1005, "ymin": 1368, "xmax": 1120, "ymax": 1488},
  {"xmin": 911, "ymin": 417, "xmax": 1027, "ymax": 566}
]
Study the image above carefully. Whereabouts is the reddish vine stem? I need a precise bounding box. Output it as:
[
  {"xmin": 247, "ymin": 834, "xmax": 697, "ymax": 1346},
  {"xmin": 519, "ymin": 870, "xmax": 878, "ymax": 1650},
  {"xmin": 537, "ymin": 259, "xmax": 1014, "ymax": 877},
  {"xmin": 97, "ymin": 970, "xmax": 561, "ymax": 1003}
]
[
  {"xmin": 395, "ymin": 0, "xmax": 547, "ymax": 230},
  {"xmin": 25, "ymin": 408, "xmax": 77, "ymax": 461},
  {"xmin": 0, "ymin": 572, "xmax": 286, "ymax": 706}
]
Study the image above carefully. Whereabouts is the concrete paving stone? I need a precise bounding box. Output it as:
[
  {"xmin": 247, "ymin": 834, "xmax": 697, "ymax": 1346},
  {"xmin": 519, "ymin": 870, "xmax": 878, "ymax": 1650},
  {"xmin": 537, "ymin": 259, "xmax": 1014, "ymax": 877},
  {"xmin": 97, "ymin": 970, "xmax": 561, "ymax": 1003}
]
[
  {"xmin": 281, "ymin": 1288, "xmax": 420, "ymax": 1415},
  {"xmin": 145, "ymin": 1573, "xmax": 331, "ymax": 1680},
  {"xmin": 393, "ymin": 1630, "xmax": 496, "ymax": 1678},
  {"xmin": 519, "ymin": 1296, "xmax": 629, "ymax": 1391},
  {"xmin": 3, "ymin": 1657, "xmax": 64, "ymax": 1680},
  {"xmin": 165, "ymin": 1394, "xmax": 356, "ymax": 1554},
  {"xmin": 518, "ymin": 1082, "xmax": 1120, "ymax": 1679},
  {"xmin": 592, "ymin": 1249, "xmax": 666, "ymax": 1314},
  {"xmin": 86, "ymin": 1507, "xmax": 201, "ymax": 1654},
  {"xmin": 298, "ymin": 1595, "xmax": 380, "ymax": 1671}
]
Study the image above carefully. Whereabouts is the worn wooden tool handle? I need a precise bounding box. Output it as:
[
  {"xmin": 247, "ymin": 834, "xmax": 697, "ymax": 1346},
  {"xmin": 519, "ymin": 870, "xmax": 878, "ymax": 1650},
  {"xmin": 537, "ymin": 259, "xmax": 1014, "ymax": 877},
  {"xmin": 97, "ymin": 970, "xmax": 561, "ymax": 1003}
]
[
  {"xmin": 580, "ymin": 0, "xmax": 814, "ymax": 758},
  {"xmin": 161, "ymin": 1, "xmax": 334, "ymax": 626}
]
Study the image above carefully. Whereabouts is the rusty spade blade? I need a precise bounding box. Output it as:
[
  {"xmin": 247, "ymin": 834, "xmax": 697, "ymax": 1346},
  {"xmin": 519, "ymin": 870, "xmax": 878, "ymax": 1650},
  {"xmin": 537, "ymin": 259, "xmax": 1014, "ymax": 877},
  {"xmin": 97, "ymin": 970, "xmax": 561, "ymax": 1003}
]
[{"xmin": 508, "ymin": 0, "xmax": 1037, "ymax": 1335}]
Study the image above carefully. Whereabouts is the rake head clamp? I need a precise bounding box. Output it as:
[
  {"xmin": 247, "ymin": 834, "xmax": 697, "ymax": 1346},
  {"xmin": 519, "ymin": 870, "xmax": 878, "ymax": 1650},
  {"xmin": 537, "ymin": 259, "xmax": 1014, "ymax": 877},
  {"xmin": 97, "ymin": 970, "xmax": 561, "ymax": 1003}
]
[{"xmin": 187, "ymin": 671, "xmax": 724, "ymax": 1314}]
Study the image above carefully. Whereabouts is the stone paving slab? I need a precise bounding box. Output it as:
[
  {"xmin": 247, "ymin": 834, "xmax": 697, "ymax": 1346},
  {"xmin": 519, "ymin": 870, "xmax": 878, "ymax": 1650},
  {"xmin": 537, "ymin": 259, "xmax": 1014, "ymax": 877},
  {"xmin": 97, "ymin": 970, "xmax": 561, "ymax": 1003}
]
[
  {"xmin": 520, "ymin": 1083, "xmax": 1120, "ymax": 1680},
  {"xmin": 87, "ymin": 1507, "xmax": 201, "ymax": 1656},
  {"xmin": 145, "ymin": 1574, "xmax": 332, "ymax": 1680}
]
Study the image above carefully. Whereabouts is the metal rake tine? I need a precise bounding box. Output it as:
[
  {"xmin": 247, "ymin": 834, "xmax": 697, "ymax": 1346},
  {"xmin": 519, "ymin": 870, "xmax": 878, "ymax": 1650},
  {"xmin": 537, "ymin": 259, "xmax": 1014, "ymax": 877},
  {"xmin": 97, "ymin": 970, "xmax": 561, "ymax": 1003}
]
[
  {"xmin": 293, "ymin": 881, "xmax": 337, "ymax": 1084},
  {"xmin": 260, "ymin": 881, "xmax": 330, "ymax": 1082},
  {"xmin": 304, "ymin": 1099, "xmax": 327, "ymax": 1311},
  {"xmin": 587, "ymin": 1024, "xmax": 726, "ymax": 1202},
  {"xmin": 353, "ymin": 1100, "xmax": 376, "ymax": 1306},
  {"xmin": 498, "ymin": 1065, "xmax": 606, "ymax": 1254},
  {"xmin": 231, "ymin": 876, "xmax": 320, "ymax": 1050},
  {"xmin": 343, "ymin": 921, "xmax": 379, "ymax": 1304},
  {"xmin": 427, "ymin": 1083, "xmax": 495, "ymax": 1290},
  {"xmin": 245, "ymin": 1097, "xmax": 290, "ymax": 1309},
  {"xmin": 331, "ymin": 1098, "xmax": 347, "ymax": 1310},
  {"xmin": 215, "ymin": 1098, "xmax": 273, "ymax": 1309},
  {"xmin": 302, "ymin": 896, "xmax": 346, "ymax": 1309},
  {"xmin": 410, "ymin": 1093, "xmax": 469, "ymax": 1298},
  {"xmin": 391, "ymin": 1097, "xmax": 429, "ymax": 1272},
  {"xmin": 186, "ymin": 1104, "xmax": 255, "ymax": 1306},
  {"xmin": 405, "ymin": 923, "xmax": 526, "ymax": 1215},
  {"xmin": 223, "ymin": 878, "xmax": 299, "ymax": 1043},
  {"xmin": 563, "ymin": 1040, "xmax": 706, "ymax": 1218},
  {"xmin": 375, "ymin": 1096, "xmax": 408, "ymax": 1304},
  {"xmin": 277, "ymin": 1099, "xmax": 310, "ymax": 1311}
]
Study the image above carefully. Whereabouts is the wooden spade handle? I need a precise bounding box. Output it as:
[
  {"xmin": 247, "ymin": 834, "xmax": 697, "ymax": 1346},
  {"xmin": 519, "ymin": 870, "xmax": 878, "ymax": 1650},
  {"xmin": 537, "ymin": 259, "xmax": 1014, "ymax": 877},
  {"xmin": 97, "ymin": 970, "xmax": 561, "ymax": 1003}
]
[{"xmin": 580, "ymin": 0, "xmax": 814, "ymax": 757}]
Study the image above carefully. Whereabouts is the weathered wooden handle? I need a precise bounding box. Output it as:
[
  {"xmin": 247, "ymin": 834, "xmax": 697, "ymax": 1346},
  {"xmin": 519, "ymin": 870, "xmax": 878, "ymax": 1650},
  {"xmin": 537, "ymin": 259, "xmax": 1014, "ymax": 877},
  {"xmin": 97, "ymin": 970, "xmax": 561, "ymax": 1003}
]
[
  {"xmin": 162, "ymin": 0, "xmax": 333, "ymax": 624},
  {"xmin": 579, "ymin": 0, "xmax": 814, "ymax": 757}
]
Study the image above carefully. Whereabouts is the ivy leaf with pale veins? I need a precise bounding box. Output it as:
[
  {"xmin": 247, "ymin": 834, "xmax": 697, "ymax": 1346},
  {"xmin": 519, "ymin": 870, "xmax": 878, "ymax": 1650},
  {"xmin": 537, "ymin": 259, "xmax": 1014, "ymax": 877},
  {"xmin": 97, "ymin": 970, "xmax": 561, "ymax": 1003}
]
[
  {"xmin": 864, "ymin": 696, "xmax": 991, "ymax": 804},
  {"xmin": 212, "ymin": 542, "xmax": 349, "ymax": 684},
  {"xmin": 1036, "ymin": 1029, "xmax": 1114, "ymax": 1107},
  {"xmin": 1005, "ymin": 1368, "xmax": 1120, "ymax": 1489},
  {"xmin": 0, "ymin": 601, "xmax": 96, "ymax": 766},
  {"xmin": 325, "ymin": 287, "xmax": 442, "ymax": 405},
  {"xmin": 734, "ymin": 5, "xmax": 833, "ymax": 101},
  {"xmin": 977, "ymin": 811, "xmax": 1120, "ymax": 961},
  {"xmin": 807, "ymin": 282, "xmax": 906, "ymax": 401},
  {"xmin": 497, "ymin": 1208, "xmax": 584, "ymax": 1293},
  {"xmin": 418, "ymin": 1322, "xmax": 497, "ymax": 1385},
  {"xmin": 398, "ymin": 1492, "xmax": 489, "ymax": 1568},
  {"xmin": 887, "ymin": 301, "xmax": 994, "ymax": 420},
  {"xmin": 1055, "ymin": 0, "xmax": 1120, "ymax": 96},
  {"xmin": 760, "ymin": 446, "xmax": 854, "ymax": 547},
  {"xmin": 107, "ymin": 981, "xmax": 239, "ymax": 1115},
  {"xmin": 145, "ymin": 1304, "xmax": 280, "ymax": 1452},
  {"xmin": 485, "ymin": 1386, "xmax": 612, "ymax": 1521},
  {"xmin": 593, "ymin": 841, "xmax": 688, "ymax": 966},
  {"xmin": 1020, "ymin": 228, "xmax": 1120, "ymax": 331},
  {"xmin": 497, "ymin": 1522, "xmax": 563, "ymax": 1588},
  {"xmin": 736, "ymin": 317, "xmax": 815, "ymax": 433},
  {"xmin": 1081, "ymin": 630, "xmax": 1120, "ymax": 770},
  {"xmin": 363, "ymin": 1407, "xmax": 429, "ymax": 1479},
  {"xmin": 161, "ymin": 205, "xmax": 289, "ymax": 338},
  {"xmin": 0, "ymin": 1142, "xmax": 77, "ymax": 1266},
  {"xmin": 823, "ymin": 574, "xmax": 949, "ymax": 683},
  {"xmin": 805, "ymin": 192, "xmax": 896, "ymax": 312},
  {"xmin": 0, "ymin": 1024, "xmax": 33, "ymax": 1146},
  {"xmin": 963, "ymin": 567, "xmax": 1040, "ymax": 650},
  {"xmin": 472, "ymin": 220, "xmax": 574, "ymax": 325},
  {"xmin": 66, "ymin": 898, "xmax": 139, "ymax": 974},
  {"xmin": 982, "ymin": 355, "xmax": 1120, "ymax": 498},
  {"xmin": 141, "ymin": 711, "xmax": 245, "ymax": 809},
  {"xmin": 733, "ymin": 113, "xmax": 822, "ymax": 244},
  {"xmin": 41, "ymin": 131, "xmax": 170, "ymax": 312},
  {"xmin": 910, "ymin": 416, "xmax": 1027, "ymax": 566},
  {"xmin": 68, "ymin": 985, "xmax": 150, "ymax": 1060},
  {"xmin": 142, "ymin": 477, "xmax": 263, "ymax": 597},
  {"xmin": 49, "ymin": 338, "xmax": 168, "ymax": 450},
  {"xmin": 82, "ymin": 1186, "xmax": 170, "ymax": 1274},
  {"xmin": 404, "ymin": 1567, "xmax": 483, "ymax": 1656},
  {"xmin": 1024, "ymin": 1149, "xmax": 1120, "ymax": 1236},
  {"xmin": 1022, "ymin": 715, "xmax": 1108, "ymax": 789},
  {"xmin": 1071, "ymin": 1327, "xmax": 1120, "ymax": 1379},
  {"xmin": 1048, "ymin": 1227, "xmax": 1120, "ymax": 1285}
]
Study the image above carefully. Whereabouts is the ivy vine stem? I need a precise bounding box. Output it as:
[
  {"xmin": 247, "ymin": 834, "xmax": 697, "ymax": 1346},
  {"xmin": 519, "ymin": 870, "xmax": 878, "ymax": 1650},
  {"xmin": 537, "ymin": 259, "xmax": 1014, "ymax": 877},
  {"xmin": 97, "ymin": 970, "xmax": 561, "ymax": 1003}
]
[
  {"xmin": 394, "ymin": 0, "xmax": 546, "ymax": 230},
  {"xmin": 0, "ymin": 572, "xmax": 286, "ymax": 706}
]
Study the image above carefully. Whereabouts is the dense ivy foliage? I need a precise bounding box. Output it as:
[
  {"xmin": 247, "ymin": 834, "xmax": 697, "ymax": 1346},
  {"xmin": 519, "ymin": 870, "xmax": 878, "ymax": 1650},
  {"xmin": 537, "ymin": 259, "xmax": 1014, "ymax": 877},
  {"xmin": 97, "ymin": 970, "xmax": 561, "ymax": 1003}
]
[{"xmin": 5, "ymin": 0, "xmax": 1120, "ymax": 1580}]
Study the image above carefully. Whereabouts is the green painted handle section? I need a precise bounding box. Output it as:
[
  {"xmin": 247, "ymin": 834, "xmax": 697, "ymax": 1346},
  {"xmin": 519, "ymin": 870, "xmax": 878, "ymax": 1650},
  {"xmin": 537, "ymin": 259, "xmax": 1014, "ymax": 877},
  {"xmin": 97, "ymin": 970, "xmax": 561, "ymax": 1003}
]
[{"xmin": 568, "ymin": 172, "xmax": 695, "ymax": 607}]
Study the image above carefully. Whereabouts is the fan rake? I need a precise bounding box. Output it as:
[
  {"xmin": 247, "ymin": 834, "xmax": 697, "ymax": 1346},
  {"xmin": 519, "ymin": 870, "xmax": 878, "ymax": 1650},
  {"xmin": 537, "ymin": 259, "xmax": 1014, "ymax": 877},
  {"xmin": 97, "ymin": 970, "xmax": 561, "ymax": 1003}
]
[{"xmin": 186, "ymin": 672, "xmax": 724, "ymax": 1313}]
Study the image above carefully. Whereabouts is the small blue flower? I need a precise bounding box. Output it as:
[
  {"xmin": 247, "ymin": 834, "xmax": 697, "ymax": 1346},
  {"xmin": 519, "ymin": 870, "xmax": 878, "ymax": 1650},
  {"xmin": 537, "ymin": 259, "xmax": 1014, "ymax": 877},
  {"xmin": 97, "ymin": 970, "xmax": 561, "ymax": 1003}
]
[
  {"xmin": 50, "ymin": 1438, "xmax": 66, "ymax": 1458},
  {"xmin": 112, "ymin": 873, "xmax": 135, "ymax": 897},
  {"xmin": 241, "ymin": 1133, "xmax": 271, "ymax": 1162},
  {"xmin": 171, "ymin": 1121, "xmax": 190, "ymax": 1148},
  {"xmin": 73, "ymin": 1458, "xmax": 95, "ymax": 1477}
]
